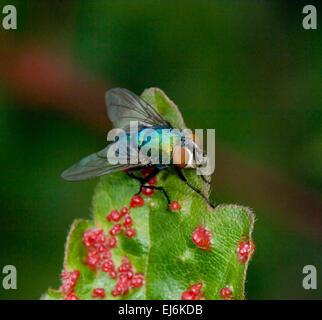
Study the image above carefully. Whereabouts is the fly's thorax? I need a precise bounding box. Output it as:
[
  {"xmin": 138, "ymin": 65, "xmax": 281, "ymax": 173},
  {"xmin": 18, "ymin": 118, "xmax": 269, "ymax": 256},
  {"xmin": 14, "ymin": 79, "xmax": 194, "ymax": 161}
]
[{"xmin": 136, "ymin": 127, "xmax": 181, "ymax": 165}]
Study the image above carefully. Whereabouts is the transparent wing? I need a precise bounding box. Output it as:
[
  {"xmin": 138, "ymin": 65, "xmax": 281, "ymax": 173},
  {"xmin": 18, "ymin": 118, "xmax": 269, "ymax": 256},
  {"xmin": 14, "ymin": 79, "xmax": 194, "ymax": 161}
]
[
  {"xmin": 62, "ymin": 88, "xmax": 166, "ymax": 181},
  {"xmin": 61, "ymin": 145, "xmax": 142, "ymax": 181},
  {"xmin": 105, "ymin": 88, "xmax": 171, "ymax": 130}
]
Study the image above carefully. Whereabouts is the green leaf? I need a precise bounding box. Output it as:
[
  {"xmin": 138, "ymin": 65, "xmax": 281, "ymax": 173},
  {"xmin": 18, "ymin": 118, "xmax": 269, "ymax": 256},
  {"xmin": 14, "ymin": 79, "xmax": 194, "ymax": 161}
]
[
  {"xmin": 41, "ymin": 289, "xmax": 64, "ymax": 300},
  {"xmin": 43, "ymin": 88, "xmax": 255, "ymax": 300}
]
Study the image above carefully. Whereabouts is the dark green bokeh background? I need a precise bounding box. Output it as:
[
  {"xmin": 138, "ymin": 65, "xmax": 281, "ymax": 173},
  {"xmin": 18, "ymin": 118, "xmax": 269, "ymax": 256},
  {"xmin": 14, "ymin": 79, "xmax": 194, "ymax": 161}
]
[{"xmin": 0, "ymin": 1, "xmax": 321, "ymax": 299}]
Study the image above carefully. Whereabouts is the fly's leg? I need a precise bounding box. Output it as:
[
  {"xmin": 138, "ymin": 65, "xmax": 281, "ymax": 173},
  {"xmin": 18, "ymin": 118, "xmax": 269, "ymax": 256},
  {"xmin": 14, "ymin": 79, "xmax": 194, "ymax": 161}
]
[
  {"xmin": 127, "ymin": 171, "xmax": 144, "ymax": 182},
  {"xmin": 126, "ymin": 166, "xmax": 154, "ymax": 182},
  {"xmin": 134, "ymin": 167, "xmax": 160, "ymax": 195},
  {"xmin": 133, "ymin": 167, "xmax": 171, "ymax": 208},
  {"xmin": 175, "ymin": 167, "xmax": 215, "ymax": 208},
  {"xmin": 143, "ymin": 185, "xmax": 171, "ymax": 206},
  {"xmin": 200, "ymin": 174, "xmax": 211, "ymax": 185}
]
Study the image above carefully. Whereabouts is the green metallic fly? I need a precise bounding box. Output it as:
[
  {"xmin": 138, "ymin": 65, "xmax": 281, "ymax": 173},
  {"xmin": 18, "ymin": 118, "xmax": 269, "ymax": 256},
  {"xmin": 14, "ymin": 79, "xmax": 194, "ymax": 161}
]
[{"xmin": 61, "ymin": 88, "xmax": 214, "ymax": 208}]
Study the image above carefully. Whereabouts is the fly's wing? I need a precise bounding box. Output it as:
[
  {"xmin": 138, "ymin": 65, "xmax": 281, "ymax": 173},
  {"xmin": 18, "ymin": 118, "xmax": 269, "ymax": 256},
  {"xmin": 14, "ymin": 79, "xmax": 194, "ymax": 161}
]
[
  {"xmin": 62, "ymin": 88, "xmax": 167, "ymax": 181},
  {"xmin": 105, "ymin": 88, "xmax": 171, "ymax": 130},
  {"xmin": 61, "ymin": 144, "xmax": 142, "ymax": 181}
]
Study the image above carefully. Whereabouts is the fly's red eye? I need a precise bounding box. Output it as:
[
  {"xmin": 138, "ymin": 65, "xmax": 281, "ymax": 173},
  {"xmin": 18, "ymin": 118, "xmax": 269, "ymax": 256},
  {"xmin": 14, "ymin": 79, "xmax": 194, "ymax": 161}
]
[
  {"xmin": 173, "ymin": 146, "xmax": 190, "ymax": 168},
  {"xmin": 186, "ymin": 133, "xmax": 202, "ymax": 148}
]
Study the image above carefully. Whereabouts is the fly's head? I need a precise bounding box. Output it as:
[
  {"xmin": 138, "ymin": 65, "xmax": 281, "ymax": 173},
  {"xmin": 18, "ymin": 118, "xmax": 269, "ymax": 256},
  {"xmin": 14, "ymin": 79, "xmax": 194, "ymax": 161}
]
[{"xmin": 173, "ymin": 133, "xmax": 207, "ymax": 170}]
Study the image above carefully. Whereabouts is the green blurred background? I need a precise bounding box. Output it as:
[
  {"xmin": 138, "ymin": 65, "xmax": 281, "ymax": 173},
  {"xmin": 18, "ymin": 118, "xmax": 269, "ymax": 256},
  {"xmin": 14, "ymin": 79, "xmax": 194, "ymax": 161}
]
[{"xmin": 0, "ymin": 0, "xmax": 321, "ymax": 299}]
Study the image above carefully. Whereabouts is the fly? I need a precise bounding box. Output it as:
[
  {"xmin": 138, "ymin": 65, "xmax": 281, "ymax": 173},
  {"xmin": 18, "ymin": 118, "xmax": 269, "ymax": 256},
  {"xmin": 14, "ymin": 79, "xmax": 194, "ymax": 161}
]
[{"xmin": 61, "ymin": 88, "xmax": 214, "ymax": 208}]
